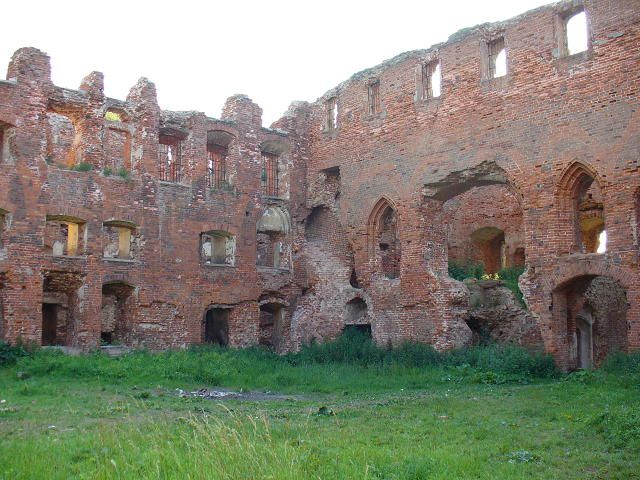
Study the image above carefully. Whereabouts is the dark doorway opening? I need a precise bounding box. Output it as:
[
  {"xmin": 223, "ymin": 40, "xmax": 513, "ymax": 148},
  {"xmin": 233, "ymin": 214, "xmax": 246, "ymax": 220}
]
[
  {"xmin": 343, "ymin": 324, "xmax": 372, "ymax": 337},
  {"xmin": 259, "ymin": 303, "xmax": 284, "ymax": 350},
  {"xmin": 204, "ymin": 308, "xmax": 230, "ymax": 346},
  {"xmin": 42, "ymin": 303, "xmax": 58, "ymax": 346}
]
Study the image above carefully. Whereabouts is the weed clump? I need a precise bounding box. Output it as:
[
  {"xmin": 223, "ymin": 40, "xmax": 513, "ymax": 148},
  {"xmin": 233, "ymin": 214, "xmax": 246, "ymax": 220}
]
[{"xmin": 0, "ymin": 341, "xmax": 29, "ymax": 366}]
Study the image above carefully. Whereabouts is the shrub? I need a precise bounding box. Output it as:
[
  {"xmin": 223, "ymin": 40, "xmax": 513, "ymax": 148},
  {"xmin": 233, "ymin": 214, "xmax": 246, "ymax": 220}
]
[
  {"xmin": 117, "ymin": 167, "xmax": 131, "ymax": 179},
  {"xmin": 102, "ymin": 167, "xmax": 114, "ymax": 176},
  {"xmin": 448, "ymin": 260, "xmax": 485, "ymax": 281},
  {"xmin": 0, "ymin": 341, "xmax": 29, "ymax": 366},
  {"xmin": 601, "ymin": 350, "xmax": 640, "ymax": 375},
  {"xmin": 71, "ymin": 162, "xmax": 93, "ymax": 172},
  {"xmin": 497, "ymin": 265, "xmax": 525, "ymax": 306}
]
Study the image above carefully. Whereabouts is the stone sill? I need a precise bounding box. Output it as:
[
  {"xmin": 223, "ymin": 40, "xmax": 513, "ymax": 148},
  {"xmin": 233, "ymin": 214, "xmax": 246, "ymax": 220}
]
[
  {"xmin": 263, "ymin": 195, "xmax": 288, "ymax": 202},
  {"xmin": 48, "ymin": 255, "xmax": 86, "ymax": 260},
  {"xmin": 257, "ymin": 266, "xmax": 291, "ymax": 274},
  {"xmin": 158, "ymin": 181, "xmax": 190, "ymax": 188},
  {"xmin": 202, "ymin": 263, "xmax": 235, "ymax": 269},
  {"xmin": 103, "ymin": 257, "xmax": 140, "ymax": 264}
]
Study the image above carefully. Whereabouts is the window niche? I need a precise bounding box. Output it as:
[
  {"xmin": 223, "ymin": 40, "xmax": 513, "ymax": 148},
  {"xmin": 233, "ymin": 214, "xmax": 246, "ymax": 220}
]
[
  {"xmin": 207, "ymin": 130, "xmax": 234, "ymax": 189},
  {"xmin": 257, "ymin": 206, "xmax": 291, "ymax": 270},
  {"xmin": 44, "ymin": 215, "xmax": 86, "ymax": 257},
  {"xmin": 325, "ymin": 97, "xmax": 338, "ymax": 131},
  {"xmin": 158, "ymin": 128, "xmax": 187, "ymax": 183},
  {"xmin": 368, "ymin": 198, "xmax": 400, "ymax": 279},
  {"xmin": 200, "ymin": 231, "xmax": 235, "ymax": 266},
  {"xmin": 0, "ymin": 208, "xmax": 8, "ymax": 248},
  {"xmin": 103, "ymin": 220, "xmax": 138, "ymax": 260},
  {"xmin": 46, "ymin": 111, "xmax": 80, "ymax": 167},
  {"xmin": 485, "ymin": 36, "xmax": 507, "ymax": 79},
  {"xmin": 558, "ymin": 162, "xmax": 606, "ymax": 255},
  {"xmin": 260, "ymin": 140, "xmax": 288, "ymax": 198},
  {"xmin": 367, "ymin": 79, "xmax": 381, "ymax": 115},
  {"xmin": 417, "ymin": 59, "xmax": 441, "ymax": 101},
  {"xmin": 103, "ymin": 109, "xmax": 132, "ymax": 175},
  {"xmin": 0, "ymin": 121, "xmax": 14, "ymax": 164}
]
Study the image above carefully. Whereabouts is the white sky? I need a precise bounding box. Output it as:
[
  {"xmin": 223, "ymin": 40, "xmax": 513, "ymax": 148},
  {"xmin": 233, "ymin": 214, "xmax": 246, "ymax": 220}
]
[{"xmin": 2, "ymin": 0, "xmax": 554, "ymax": 126}]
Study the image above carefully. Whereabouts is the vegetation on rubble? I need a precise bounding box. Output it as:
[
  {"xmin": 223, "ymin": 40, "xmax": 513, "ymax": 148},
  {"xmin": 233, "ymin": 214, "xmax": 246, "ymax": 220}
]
[
  {"xmin": 1, "ymin": 336, "xmax": 639, "ymax": 479},
  {"xmin": 448, "ymin": 261, "xmax": 526, "ymax": 306}
]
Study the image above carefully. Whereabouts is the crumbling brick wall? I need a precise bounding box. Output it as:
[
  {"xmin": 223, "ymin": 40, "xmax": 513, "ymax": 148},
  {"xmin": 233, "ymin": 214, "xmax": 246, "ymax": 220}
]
[{"xmin": 1, "ymin": 0, "xmax": 639, "ymax": 370}]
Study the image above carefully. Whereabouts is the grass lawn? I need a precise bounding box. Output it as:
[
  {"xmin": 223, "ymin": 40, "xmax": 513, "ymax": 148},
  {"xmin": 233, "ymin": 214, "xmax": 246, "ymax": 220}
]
[{"xmin": 0, "ymin": 341, "xmax": 639, "ymax": 479}]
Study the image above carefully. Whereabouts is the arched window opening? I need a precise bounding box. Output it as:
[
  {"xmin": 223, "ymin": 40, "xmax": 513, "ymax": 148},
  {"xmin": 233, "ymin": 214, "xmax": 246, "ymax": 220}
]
[
  {"xmin": 101, "ymin": 282, "xmax": 134, "ymax": 345},
  {"xmin": 368, "ymin": 199, "xmax": 401, "ymax": 279},
  {"xmin": 558, "ymin": 163, "xmax": 605, "ymax": 255},
  {"xmin": 377, "ymin": 206, "xmax": 400, "ymax": 279},
  {"xmin": 200, "ymin": 231, "xmax": 235, "ymax": 266},
  {"xmin": 576, "ymin": 177, "xmax": 605, "ymax": 254},
  {"xmin": 345, "ymin": 298, "xmax": 368, "ymax": 325},
  {"xmin": 257, "ymin": 207, "xmax": 291, "ymax": 270}
]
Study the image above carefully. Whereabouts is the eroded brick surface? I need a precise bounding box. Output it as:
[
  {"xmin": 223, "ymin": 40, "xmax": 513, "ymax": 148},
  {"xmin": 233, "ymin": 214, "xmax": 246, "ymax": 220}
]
[{"xmin": 0, "ymin": 0, "xmax": 639, "ymax": 369}]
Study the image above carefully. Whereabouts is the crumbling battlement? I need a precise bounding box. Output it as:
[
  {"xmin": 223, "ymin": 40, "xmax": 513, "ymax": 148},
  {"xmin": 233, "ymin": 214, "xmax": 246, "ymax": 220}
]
[{"xmin": 1, "ymin": 0, "xmax": 639, "ymax": 369}]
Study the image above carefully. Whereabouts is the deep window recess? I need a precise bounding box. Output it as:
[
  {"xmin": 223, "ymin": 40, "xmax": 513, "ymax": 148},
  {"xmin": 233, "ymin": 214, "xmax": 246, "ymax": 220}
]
[
  {"xmin": 326, "ymin": 97, "xmax": 338, "ymax": 131},
  {"xmin": 566, "ymin": 10, "xmax": 589, "ymax": 55},
  {"xmin": 262, "ymin": 152, "xmax": 279, "ymax": 197},
  {"xmin": 207, "ymin": 144, "xmax": 227, "ymax": 188},
  {"xmin": 420, "ymin": 60, "xmax": 441, "ymax": 99},
  {"xmin": 367, "ymin": 81, "xmax": 381, "ymax": 115},
  {"xmin": 158, "ymin": 135, "xmax": 182, "ymax": 182},
  {"xmin": 488, "ymin": 37, "xmax": 506, "ymax": 79}
]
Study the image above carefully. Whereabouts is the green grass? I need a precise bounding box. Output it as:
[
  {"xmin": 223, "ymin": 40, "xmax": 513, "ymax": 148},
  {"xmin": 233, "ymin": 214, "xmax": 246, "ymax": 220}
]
[{"xmin": 1, "ymin": 339, "xmax": 639, "ymax": 479}]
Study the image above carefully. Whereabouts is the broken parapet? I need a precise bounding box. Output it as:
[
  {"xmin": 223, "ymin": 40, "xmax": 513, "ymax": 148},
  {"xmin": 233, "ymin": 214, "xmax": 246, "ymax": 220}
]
[{"xmin": 222, "ymin": 94, "xmax": 262, "ymax": 127}]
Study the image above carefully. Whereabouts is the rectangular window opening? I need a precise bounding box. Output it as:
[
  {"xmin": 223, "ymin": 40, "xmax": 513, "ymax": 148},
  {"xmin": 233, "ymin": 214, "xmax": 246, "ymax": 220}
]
[
  {"xmin": 421, "ymin": 60, "xmax": 441, "ymax": 99},
  {"xmin": 566, "ymin": 10, "xmax": 589, "ymax": 55},
  {"xmin": 261, "ymin": 152, "xmax": 279, "ymax": 197},
  {"xmin": 367, "ymin": 81, "xmax": 381, "ymax": 115},
  {"xmin": 326, "ymin": 97, "xmax": 338, "ymax": 131},
  {"xmin": 207, "ymin": 144, "xmax": 227, "ymax": 189},
  {"xmin": 488, "ymin": 37, "xmax": 506, "ymax": 79},
  {"xmin": 158, "ymin": 135, "xmax": 182, "ymax": 183}
]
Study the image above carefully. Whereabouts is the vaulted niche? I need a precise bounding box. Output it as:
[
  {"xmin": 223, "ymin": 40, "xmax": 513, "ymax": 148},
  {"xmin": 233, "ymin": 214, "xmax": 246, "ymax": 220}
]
[{"xmin": 256, "ymin": 206, "xmax": 291, "ymax": 270}]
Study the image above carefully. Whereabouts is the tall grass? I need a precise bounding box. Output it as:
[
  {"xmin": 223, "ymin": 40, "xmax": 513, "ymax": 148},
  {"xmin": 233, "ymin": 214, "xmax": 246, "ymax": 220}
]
[{"xmin": 3, "ymin": 330, "xmax": 558, "ymax": 392}]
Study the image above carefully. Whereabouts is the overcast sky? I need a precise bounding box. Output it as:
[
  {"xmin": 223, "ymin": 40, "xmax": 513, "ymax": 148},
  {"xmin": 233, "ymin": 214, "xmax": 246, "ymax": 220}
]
[{"xmin": 2, "ymin": 0, "xmax": 554, "ymax": 126}]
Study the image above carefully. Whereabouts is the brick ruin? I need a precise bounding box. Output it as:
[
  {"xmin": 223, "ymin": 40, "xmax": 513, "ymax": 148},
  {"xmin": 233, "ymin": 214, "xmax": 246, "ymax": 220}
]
[{"xmin": 0, "ymin": 0, "xmax": 639, "ymax": 370}]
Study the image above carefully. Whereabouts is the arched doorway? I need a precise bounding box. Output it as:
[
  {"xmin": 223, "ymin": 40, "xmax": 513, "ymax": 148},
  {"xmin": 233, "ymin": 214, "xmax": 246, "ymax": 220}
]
[{"xmin": 553, "ymin": 275, "xmax": 628, "ymax": 369}]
